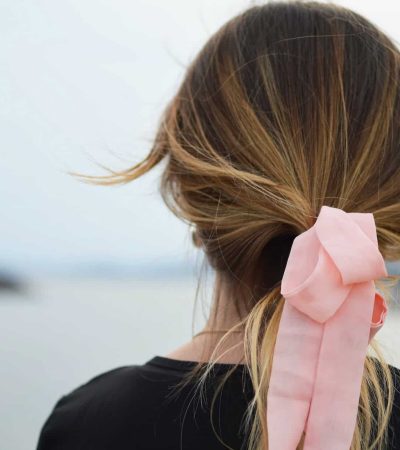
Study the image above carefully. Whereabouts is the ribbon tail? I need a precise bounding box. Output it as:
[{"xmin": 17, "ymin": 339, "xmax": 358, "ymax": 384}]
[
  {"xmin": 267, "ymin": 302, "xmax": 323, "ymax": 450},
  {"xmin": 303, "ymin": 282, "xmax": 375, "ymax": 450}
]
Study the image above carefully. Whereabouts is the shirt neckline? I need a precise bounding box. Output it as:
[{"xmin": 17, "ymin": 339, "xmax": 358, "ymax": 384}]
[{"xmin": 146, "ymin": 355, "xmax": 247, "ymax": 374}]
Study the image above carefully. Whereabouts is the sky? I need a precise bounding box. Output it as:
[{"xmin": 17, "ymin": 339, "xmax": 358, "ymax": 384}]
[{"xmin": 1, "ymin": 0, "xmax": 400, "ymax": 276}]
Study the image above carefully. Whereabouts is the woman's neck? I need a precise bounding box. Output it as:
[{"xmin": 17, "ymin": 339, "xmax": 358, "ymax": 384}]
[{"xmin": 165, "ymin": 277, "xmax": 246, "ymax": 364}]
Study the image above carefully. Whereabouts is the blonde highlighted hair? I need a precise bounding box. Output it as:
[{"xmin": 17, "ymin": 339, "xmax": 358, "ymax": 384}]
[{"xmin": 78, "ymin": 2, "xmax": 400, "ymax": 449}]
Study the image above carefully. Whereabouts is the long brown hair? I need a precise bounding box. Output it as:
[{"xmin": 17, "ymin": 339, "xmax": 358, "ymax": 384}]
[{"xmin": 78, "ymin": 2, "xmax": 400, "ymax": 449}]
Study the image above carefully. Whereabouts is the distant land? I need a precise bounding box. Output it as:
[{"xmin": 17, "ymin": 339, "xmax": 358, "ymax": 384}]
[
  {"xmin": 0, "ymin": 256, "xmax": 203, "ymax": 281},
  {"xmin": 0, "ymin": 272, "xmax": 24, "ymax": 291}
]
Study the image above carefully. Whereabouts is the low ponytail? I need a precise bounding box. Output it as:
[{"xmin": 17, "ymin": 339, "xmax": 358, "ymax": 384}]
[{"xmin": 243, "ymin": 286, "xmax": 284, "ymax": 450}]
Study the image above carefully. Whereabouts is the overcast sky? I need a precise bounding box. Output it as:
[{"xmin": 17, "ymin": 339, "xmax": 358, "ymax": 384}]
[{"xmin": 1, "ymin": 0, "xmax": 400, "ymax": 276}]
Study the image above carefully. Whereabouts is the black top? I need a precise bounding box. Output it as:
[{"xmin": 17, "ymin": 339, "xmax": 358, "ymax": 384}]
[{"xmin": 36, "ymin": 356, "xmax": 400, "ymax": 450}]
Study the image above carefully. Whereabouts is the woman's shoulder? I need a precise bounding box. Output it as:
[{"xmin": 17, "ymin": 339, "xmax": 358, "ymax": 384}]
[{"xmin": 36, "ymin": 359, "xmax": 184, "ymax": 450}]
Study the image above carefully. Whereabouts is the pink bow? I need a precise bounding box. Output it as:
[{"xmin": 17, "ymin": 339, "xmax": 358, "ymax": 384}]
[{"xmin": 266, "ymin": 205, "xmax": 388, "ymax": 450}]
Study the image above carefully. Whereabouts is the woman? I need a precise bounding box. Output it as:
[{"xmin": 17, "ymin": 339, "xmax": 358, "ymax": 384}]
[{"xmin": 36, "ymin": 2, "xmax": 400, "ymax": 449}]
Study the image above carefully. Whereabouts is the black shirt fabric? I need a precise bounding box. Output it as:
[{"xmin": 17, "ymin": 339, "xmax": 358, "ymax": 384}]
[{"xmin": 36, "ymin": 356, "xmax": 400, "ymax": 450}]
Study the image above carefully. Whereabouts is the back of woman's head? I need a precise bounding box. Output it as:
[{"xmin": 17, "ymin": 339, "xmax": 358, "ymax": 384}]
[{"xmin": 87, "ymin": 2, "xmax": 400, "ymax": 448}]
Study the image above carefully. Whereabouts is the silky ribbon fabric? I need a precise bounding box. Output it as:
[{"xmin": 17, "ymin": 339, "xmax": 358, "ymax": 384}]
[{"xmin": 266, "ymin": 205, "xmax": 388, "ymax": 450}]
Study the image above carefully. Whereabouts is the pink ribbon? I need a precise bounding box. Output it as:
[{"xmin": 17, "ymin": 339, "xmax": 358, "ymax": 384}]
[{"xmin": 266, "ymin": 205, "xmax": 388, "ymax": 450}]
